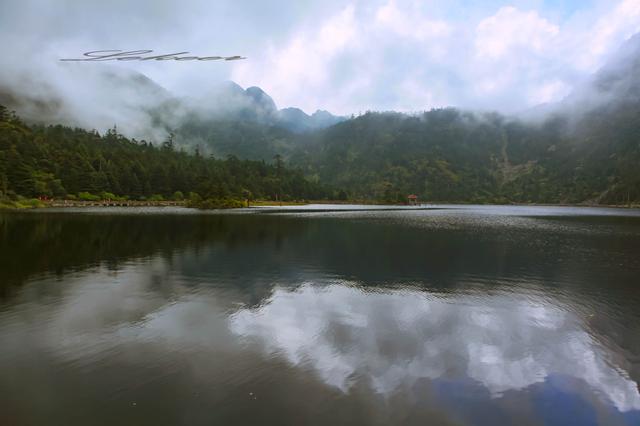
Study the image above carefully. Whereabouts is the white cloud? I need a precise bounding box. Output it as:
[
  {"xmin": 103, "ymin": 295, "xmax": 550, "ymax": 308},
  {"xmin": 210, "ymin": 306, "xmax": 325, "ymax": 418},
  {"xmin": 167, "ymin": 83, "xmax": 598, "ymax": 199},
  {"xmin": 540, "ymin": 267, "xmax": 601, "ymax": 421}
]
[
  {"xmin": 232, "ymin": 1, "xmax": 639, "ymax": 114},
  {"xmin": 578, "ymin": 0, "xmax": 640, "ymax": 71},
  {"xmin": 232, "ymin": 5, "xmax": 360, "ymax": 113},
  {"xmin": 233, "ymin": 1, "xmax": 456, "ymax": 114},
  {"xmin": 2, "ymin": 0, "xmax": 640, "ymax": 123},
  {"xmin": 375, "ymin": 0, "xmax": 452, "ymax": 41},
  {"xmin": 475, "ymin": 6, "xmax": 559, "ymax": 59},
  {"xmin": 528, "ymin": 79, "xmax": 572, "ymax": 105}
]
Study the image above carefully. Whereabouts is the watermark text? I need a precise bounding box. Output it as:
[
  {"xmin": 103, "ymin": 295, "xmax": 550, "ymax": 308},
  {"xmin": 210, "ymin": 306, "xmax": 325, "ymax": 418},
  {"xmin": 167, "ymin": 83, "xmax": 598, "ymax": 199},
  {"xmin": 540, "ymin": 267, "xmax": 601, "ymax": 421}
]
[{"xmin": 60, "ymin": 50, "xmax": 246, "ymax": 62}]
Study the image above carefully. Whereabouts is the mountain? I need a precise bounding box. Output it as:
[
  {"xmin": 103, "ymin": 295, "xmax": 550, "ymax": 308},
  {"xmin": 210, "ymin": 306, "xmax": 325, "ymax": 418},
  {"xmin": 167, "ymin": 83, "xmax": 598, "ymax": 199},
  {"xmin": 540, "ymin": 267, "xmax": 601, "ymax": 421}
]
[
  {"xmin": 310, "ymin": 109, "xmax": 344, "ymax": 128},
  {"xmin": 1, "ymin": 34, "xmax": 639, "ymax": 204},
  {"xmin": 0, "ymin": 105, "xmax": 329, "ymax": 203},
  {"xmin": 0, "ymin": 70, "xmax": 345, "ymax": 161},
  {"xmin": 245, "ymin": 86, "xmax": 278, "ymax": 114},
  {"xmin": 189, "ymin": 83, "xmax": 279, "ymax": 123},
  {"xmin": 167, "ymin": 32, "xmax": 640, "ymax": 200},
  {"xmin": 278, "ymin": 107, "xmax": 345, "ymax": 133},
  {"xmin": 164, "ymin": 83, "xmax": 345, "ymax": 160},
  {"xmin": 589, "ymin": 32, "xmax": 640, "ymax": 105},
  {"xmin": 536, "ymin": 33, "xmax": 640, "ymax": 124},
  {"xmin": 289, "ymin": 102, "xmax": 638, "ymax": 204},
  {"xmin": 290, "ymin": 110, "xmax": 510, "ymax": 202},
  {"xmin": 287, "ymin": 34, "xmax": 640, "ymax": 204},
  {"xmin": 278, "ymin": 107, "xmax": 310, "ymax": 132},
  {"xmin": 0, "ymin": 69, "xmax": 344, "ymax": 159},
  {"xmin": 0, "ymin": 67, "xmax": 173, "ymax": 140},
  {"xmin": 187, "ymin": 82, "xmax": 344, "ymax": 132}
]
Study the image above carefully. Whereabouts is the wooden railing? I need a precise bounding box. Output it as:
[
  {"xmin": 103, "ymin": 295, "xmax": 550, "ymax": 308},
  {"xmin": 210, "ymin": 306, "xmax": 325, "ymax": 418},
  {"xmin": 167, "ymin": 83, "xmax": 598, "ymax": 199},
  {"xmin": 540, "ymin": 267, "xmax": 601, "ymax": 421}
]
[{"xmin": 47, "ymin": 200, "xmax": 186, "ymax": 208}]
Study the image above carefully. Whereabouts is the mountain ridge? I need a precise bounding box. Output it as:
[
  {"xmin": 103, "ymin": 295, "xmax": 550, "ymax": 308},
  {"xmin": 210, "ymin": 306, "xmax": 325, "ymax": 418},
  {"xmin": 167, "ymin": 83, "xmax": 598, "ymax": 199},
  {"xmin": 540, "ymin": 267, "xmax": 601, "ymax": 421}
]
[{"xmin": 1, "ymin": 33, "xmax": 639, "ymax": 203}]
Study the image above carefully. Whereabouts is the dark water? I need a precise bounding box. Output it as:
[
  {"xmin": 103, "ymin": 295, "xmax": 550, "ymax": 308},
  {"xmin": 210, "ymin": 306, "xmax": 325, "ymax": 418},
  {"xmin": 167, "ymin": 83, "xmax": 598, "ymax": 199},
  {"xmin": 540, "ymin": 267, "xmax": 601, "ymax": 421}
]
[{"xmin": 1, "ymin": 205, "xmax": 640, "ymax": 426}]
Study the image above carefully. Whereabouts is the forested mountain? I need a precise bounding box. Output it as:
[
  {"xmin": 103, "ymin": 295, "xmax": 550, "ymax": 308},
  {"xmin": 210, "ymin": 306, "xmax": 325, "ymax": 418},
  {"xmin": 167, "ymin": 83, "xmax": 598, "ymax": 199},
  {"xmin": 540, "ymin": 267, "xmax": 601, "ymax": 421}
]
[
  {"xmin": 168, "ymin": 83, "xmax": 343, "ymax": 160},
  {"xmin": 0, "ymin": 72, "xmax": 344, "ymax": 161},
  {"xmin": 166, "ymin": 32, "xmax": 640, "ymax": 204},
  {"xmin": 172, "ymin": 118, "xmax": 296, "ymax": 162},
  {"xmin": 278, "ymin": 108, "xmax": 345, "ymax": 133},
  {"xmin": 177, "ymin": 82, "xmax": 344, "ymax": 133},
  {"xmin": 0, "ymin": 106, "xmax": 328, "ymax": 203},
  {"xmin": 286, "ymin": 35, "xmax": 640, "ymax": 204},
  {"xmin": 289, "ymin": 106, "xmax": 639, "ymax": 204},
  {"xmin": 1, "ymin": 36, "xmax": 639, "ymax": 205}
]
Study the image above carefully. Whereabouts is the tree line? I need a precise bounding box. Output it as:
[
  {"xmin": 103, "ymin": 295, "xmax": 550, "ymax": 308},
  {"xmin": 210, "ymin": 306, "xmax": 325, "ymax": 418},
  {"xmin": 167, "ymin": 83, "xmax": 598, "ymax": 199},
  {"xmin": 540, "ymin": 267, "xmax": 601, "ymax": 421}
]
[
  {"xmin": 0, "ymin": 105, "xmax": 330, "ymax": 205},
  {"xmin": 2, "ymin": 99, "xmax": 639, "ymax": 207}
]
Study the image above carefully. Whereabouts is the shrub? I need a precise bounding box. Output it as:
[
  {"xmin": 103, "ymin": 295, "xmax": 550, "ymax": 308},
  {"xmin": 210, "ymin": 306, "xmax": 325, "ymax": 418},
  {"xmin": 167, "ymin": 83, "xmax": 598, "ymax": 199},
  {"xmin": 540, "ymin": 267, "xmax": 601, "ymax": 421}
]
[
  {"xmin": 78, "ymin": 192, "xmax": 100, "ymax": 201},
  {"xmin": 19, "ymin": 198, "xmax": 45, "ymax": 208},
  {"xmin": 99, "ymin": 191, "xmax": 117, "ymax": 200}
]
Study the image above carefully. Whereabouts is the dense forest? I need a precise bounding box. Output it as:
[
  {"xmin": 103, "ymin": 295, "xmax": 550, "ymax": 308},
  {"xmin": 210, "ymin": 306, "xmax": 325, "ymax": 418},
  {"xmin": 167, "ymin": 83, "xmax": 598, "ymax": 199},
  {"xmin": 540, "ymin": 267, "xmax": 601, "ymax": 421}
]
[
  {"xmin": 1, "ymin": 34, "xmax": 639, "ymax": 207},
  {"xmin": 2, "ymin": 99, "xmax": 639, "ymax": 207},
  {"xmin": 0, "ymin": 105, "xmax": 330, "ymax": 207},
  {"xmin": 170, "ymin": 104, "xmax": 640, "ymax": 205},
  {"xmin": 290, "ymin": 106, "xmax": 640, "ymax": 204},
  {"xmin": 165, "ymin": 34, "xmax": 640, "ymax": 205}
]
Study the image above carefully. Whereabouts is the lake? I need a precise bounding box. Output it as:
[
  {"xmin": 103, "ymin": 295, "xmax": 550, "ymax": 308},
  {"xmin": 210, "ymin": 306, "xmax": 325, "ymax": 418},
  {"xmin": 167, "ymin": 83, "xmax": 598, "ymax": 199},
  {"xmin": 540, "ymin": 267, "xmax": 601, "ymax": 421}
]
[{"xmin": 1, "ymin": 205, "xmax": 640, "ymax": 425}]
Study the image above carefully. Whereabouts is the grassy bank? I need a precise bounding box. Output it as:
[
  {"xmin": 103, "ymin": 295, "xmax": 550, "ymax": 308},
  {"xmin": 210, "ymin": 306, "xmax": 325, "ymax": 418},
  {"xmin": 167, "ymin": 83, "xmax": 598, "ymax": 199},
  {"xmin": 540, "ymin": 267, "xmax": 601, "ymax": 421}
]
[
  {"xmin": 1, "ymin": 196, "xmax": 638, "ymax": 211},
  {"xmin": 0, "ymin": 197, "xmax": 46, "ymax": 210}
]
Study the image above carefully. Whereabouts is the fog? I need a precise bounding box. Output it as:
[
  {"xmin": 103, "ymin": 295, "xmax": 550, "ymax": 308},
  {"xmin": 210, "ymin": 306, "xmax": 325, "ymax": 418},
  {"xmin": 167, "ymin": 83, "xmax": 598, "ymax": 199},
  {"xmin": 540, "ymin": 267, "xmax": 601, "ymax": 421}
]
[{"xmin": 0, "ymin": 0, "xmax": 639, "ymax": 141}]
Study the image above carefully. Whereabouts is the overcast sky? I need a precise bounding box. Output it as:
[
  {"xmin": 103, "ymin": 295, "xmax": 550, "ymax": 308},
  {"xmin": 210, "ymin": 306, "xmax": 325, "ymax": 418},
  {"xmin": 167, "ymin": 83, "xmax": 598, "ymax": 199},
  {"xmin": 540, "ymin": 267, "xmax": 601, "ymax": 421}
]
[{"xmin": 1, "ymin": 0, "xmax": 640, "ymax": 115}]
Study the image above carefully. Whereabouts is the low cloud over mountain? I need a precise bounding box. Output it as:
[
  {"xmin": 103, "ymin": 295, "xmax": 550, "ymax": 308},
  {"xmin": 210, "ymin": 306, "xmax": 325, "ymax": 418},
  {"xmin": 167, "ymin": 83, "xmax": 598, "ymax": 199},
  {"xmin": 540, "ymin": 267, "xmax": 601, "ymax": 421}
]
[{"xmin": 0, "ymin": 67, "xmax": 344, "ymax": 142}]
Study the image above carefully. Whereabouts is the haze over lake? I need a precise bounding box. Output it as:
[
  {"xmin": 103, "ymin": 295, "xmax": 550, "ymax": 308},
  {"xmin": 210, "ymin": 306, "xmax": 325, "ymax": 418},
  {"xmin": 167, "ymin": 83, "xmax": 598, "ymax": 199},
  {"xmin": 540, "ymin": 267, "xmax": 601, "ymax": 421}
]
[{"xmin": 1, "ymin": 205, "xmax": 640, "ymax": 425}]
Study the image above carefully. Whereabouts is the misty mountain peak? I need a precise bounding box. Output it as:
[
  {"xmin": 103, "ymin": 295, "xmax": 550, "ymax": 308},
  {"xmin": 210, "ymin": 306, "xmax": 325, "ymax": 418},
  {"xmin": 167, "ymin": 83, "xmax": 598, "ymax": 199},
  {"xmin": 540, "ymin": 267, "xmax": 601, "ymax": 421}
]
[
  {"xmin": 245, "ymin": 86, "xmax": 277, "ymax": 112},
  {"xmin": 280, "ymin": 107, "xmax": 309, "ymax": 119},
  {"xmin": 208, "ymin": 81, "xmax": 246, "ymax": 99},
  {"xmin": 593, "ymin": 32, "xmax": 640, "ymax": 97},
  {"xmin": 310, "ymin": 109, "xmax": 344, "ymax": 128},
  {"xmin": 523, "ymin": 31, "xmax": 640, "ymax": 123}
]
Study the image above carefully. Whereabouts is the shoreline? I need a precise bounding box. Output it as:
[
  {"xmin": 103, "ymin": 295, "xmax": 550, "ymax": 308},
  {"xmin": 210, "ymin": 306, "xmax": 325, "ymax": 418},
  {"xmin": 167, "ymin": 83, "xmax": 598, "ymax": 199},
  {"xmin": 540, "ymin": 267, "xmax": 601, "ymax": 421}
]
[{"xmin": 1, "ymin": 199, "xmax": 639, "ymax": 211}]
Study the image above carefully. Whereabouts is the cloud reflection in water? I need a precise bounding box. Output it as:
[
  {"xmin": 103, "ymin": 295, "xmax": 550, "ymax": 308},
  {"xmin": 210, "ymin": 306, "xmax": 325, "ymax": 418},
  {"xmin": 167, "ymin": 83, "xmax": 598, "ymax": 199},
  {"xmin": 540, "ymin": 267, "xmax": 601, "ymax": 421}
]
[{"xmin": 229, "ymin": 283, "xmax": 640, "ymax": 412}]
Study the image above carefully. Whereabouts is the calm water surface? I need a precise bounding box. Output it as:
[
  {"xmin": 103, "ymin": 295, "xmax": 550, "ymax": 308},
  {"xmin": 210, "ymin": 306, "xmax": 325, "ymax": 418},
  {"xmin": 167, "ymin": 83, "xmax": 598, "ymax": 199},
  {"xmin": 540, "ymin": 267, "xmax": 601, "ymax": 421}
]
[{"xmin": 1, "ymin": 205, "xmax": 640, "ymax": 425}]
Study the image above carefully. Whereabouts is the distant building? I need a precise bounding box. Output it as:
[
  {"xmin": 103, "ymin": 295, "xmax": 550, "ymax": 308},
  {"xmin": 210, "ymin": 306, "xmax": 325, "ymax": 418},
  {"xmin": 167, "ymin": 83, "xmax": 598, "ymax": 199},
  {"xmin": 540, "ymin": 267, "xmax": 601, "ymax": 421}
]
[{"xmin": 407, "ymin": 194, "xmax": 418, "ymax": 205}]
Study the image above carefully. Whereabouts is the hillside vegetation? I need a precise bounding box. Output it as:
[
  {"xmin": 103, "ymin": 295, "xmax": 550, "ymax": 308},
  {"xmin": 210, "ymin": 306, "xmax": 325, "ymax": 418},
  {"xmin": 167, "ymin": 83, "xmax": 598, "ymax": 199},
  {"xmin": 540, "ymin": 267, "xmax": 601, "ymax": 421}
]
[
  {"xmin": 290, "ymin": 106, "xmax": 640, "ymax": 204},
  {"xmin": 0, "ymin": 106, "xmax": 329, "ymax": 206}
]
